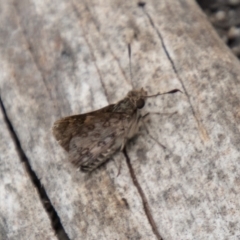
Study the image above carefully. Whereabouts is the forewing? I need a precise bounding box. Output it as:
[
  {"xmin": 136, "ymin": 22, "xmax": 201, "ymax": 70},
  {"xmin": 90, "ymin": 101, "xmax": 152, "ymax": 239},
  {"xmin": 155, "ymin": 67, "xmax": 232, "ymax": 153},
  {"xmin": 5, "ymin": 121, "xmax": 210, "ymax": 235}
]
[
  {"xmin": 67, "ymin": 112, "xmax": 130, "ymax": 170},
  {"xmin": 52, "ymin": 104, "xmax": 115, "ymax": 151}
]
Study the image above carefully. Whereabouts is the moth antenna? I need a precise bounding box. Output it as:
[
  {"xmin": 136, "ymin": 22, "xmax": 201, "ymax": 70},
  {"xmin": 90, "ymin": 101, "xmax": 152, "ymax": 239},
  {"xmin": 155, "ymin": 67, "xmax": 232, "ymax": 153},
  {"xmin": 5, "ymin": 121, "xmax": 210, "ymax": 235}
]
[
  {"xmin": 146, "ymin": 89, "xmax": 182, "ymax": 98},
  {"xmin": 128, "ymin": 43, "xmax": 133, "ymax": 86}
]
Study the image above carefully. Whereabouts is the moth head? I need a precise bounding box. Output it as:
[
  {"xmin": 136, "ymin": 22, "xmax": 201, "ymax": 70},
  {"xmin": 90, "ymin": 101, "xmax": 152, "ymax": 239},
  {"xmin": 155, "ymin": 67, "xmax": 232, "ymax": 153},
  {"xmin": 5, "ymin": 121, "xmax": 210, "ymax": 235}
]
[
  {"xmin": 127, "ymin": 87, "xmax": 182, "ymax": 109},
  {"xmin": 127, "ymin": 88, "xmax": 148, "ymax": 109}
]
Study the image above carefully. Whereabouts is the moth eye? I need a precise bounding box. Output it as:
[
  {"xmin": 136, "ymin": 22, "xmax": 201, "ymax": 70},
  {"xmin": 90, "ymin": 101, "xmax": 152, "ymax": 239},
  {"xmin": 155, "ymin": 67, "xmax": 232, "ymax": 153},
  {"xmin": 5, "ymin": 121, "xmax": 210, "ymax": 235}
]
[{"xmin": 136, "ymin": 99, "xmax": 145, "ymax": 109}]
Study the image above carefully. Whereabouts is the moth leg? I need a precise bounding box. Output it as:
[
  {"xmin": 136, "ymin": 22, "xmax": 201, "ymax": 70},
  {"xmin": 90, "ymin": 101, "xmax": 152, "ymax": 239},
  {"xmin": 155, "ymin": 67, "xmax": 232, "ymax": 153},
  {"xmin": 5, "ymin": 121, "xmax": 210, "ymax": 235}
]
[
  {"xmin": 113, "ymin": 156, "xmax": 122, "ymax": 177},
  {"xmin": 143, "ymin": 111, "xmax": 177, "ymax": 120},
  {"xmin": 120, "ymin": 138, "xmax": 128, "ymax": 151},
  {"xmin": 140, "ymin": 115, "xmax": 167, "ymax": 150},
  {"xmin": 142, "ymin": 112, "xmax": 149, "ymax": 119}
]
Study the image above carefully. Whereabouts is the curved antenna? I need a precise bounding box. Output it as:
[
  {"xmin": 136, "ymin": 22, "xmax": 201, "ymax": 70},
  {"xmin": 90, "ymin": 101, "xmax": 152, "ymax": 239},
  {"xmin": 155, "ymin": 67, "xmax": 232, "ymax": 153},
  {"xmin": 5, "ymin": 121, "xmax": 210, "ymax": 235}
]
[{"xmin": 146, "ymin": 89, "xmax": 182, "ymax": 98}]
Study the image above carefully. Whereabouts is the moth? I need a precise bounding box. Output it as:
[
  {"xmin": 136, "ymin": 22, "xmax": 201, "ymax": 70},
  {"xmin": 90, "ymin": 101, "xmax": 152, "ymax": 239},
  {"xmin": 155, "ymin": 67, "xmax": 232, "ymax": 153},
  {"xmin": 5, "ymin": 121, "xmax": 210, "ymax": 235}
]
[{"xmin": 52, "ymin": 88, "xmax": 180, "ymax": 172}]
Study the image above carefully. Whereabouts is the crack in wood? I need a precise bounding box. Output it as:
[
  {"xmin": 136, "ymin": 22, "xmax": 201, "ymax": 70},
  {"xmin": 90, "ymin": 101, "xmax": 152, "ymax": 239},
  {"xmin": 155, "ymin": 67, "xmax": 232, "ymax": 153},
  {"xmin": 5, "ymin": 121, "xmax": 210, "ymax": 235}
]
[
  {"xmin": 140, "ymin": 4, "xmax": 209, "ymax": 142},
  {"xmin": 0, "ymin": 96, "xmax": 70, "ymax": 240},
  {"xmin": 123, "ymin": 148, "xmax": 163, "ymax": 240}
]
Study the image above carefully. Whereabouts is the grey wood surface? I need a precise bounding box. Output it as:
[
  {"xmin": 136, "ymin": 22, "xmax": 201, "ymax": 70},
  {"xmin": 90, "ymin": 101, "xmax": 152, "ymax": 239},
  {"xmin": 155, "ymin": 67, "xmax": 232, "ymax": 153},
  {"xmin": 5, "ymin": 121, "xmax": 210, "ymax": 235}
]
[
  {"xmin": 0, "ymin": 105, "xmax": 57, "ymax": 239},
  {"xmin": 1, "ymin": 0, "xmax": 240, "ymax": 239}
]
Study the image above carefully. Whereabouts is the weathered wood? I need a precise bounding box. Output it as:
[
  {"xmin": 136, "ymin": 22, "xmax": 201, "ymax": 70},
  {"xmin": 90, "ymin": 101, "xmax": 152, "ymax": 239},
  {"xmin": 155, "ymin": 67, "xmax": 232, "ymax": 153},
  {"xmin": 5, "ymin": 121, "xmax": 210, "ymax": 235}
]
[
  {"xmin": 1, "ymin": 0, "xmax": 240, "ymax": 239},
  {"xmin": 0, "ymin": 108, "xmax": 57, "ymax": 239}
]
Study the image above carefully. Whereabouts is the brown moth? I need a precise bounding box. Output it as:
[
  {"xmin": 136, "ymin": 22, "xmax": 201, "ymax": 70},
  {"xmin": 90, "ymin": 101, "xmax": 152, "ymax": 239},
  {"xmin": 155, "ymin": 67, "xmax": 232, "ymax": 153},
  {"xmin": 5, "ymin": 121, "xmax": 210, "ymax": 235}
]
[{"xmin": 52, "ymin": 88, "xmax": 180, "ymax": 172}]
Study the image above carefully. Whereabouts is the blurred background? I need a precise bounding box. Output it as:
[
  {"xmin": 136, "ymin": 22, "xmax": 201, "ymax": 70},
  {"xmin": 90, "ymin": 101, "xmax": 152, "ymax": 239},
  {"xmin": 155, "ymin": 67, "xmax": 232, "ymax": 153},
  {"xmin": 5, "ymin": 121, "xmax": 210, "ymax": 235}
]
[{"xmin": 197, "ymin": 0, "xmax": 240, "ymax": 58}]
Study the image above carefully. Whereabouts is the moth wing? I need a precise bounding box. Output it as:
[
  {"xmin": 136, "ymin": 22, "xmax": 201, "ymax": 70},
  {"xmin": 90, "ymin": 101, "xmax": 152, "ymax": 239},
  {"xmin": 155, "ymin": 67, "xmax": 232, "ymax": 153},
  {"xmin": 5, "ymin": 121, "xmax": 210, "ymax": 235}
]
[
  {"xmin": 69, "ymin": 112, "xmax": 130, "ymax": 171},
  {"xmin": 67, "ymin": 112, "xmax": 131, "ymax": 171},
  {"xmin": 53, "ymin": 110, "xmax": 133, "ymax": 171},
  {"xmin": 52, "ymin": 104, "xmax": 115, "ymax": 151}
]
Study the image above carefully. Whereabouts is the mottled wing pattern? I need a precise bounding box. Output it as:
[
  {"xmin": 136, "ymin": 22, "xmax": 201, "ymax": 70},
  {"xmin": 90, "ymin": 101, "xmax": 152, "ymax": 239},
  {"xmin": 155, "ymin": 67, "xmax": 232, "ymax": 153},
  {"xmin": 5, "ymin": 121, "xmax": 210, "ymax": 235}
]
[
  {"xmin": 53, "ymin": 110, "xmax": 133, "ymax": 172},
  {"xmin": 70, "ymin": 113, "xmax": 131, "ymax": 171},
  {"xmin": 52, "ymin": 104, "xmax": 115, "ymax": 151}
]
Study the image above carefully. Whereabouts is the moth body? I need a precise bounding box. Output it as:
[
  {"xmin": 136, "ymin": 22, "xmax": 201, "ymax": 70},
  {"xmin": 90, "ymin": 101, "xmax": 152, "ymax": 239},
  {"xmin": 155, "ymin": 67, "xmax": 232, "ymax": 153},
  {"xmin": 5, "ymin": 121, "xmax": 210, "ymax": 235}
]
[{"xmin": 52, "ymin": 88, "xmax": 147, "ymax": 172}]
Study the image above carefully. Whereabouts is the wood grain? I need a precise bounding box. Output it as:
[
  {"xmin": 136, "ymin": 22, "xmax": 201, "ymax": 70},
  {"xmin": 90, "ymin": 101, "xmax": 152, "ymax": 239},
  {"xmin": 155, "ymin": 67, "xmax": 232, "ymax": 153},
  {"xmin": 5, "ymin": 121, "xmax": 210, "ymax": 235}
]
[
  {"xmin": 0, "ymin": 103, "xmax": 57, "ymax": 239},
  {"xmin": 1, "ymin": 0, "xmax": 240, "ymax": 239}
]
